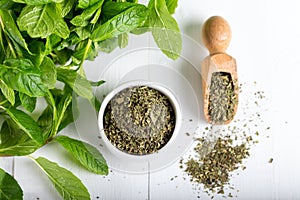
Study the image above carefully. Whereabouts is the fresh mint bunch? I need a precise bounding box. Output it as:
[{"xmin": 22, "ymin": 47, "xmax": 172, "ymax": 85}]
[{"xmin": 0, "ymin": 0, "xmax": 181, "ymax": 199}]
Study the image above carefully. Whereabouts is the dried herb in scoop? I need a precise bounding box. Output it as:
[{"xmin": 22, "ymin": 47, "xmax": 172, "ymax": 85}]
[{"xmin": 208, "ymin": 72, "xmax": 237, "ymax": 123}]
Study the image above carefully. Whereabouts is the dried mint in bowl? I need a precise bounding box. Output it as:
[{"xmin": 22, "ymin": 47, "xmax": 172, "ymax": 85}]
[{"xmin": 103, "ymin": 86, "xmax": 176, "ymax": 155}]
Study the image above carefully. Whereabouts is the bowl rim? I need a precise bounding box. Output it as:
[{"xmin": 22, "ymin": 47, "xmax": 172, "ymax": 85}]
[{"xmin": 98, "ymin": 80, "xmax": 182, "ymax": 160}]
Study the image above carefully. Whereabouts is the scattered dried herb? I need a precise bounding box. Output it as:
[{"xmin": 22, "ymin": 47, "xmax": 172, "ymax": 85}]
[
  {"xmin": 185, "ymin": 138, "xmax": 249, "ymax": 194},
  {"xmin": 182, "ymin": 81, "xmax": 271, "ymax": 198},
  {"xmin": 208, "ymin": 72, "xmax": 237, "ymax": 123},
  {"xmin": 103, "ymin": 86, "xmax": 176, "ymax": 155}
]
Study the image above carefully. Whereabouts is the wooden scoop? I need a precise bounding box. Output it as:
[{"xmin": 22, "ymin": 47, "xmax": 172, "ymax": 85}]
[{"xmin": 201, "ymin": 16, "xmax": 238, "ymax": 124}]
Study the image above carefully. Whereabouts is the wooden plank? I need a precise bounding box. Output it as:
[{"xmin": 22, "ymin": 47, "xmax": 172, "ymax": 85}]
[
  {"xmin": 0, "ymin": 157, "xmax": 14, "ymax": 174},
  {"xmin": 149, "ymin": 160, "xmax": 197, "ymax": 200},
  {"xmin": 88, "ymin": 171, "xmax": 148, "ymax": 200}
]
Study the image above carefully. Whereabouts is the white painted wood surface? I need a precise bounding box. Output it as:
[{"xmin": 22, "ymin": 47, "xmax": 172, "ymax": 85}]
[{"xmin": 2, "ymin": 0, "xmax": 300, "ymax": 199}]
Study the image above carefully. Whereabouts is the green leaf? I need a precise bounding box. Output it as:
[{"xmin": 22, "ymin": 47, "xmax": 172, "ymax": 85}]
[
  {"xmin": 0, "ymin": 80, "xmax": 15, "ymax": 105},
  {"xmin": 5, "ymin": 107, "xmax": 44, "ymax": 145},
  {"xmin": 27, "ymin": 40, "xmax": 46, "ymax": 67},
  {"xmin": 73, "ymin": 39, "xmax": 98, "ymax": 61},
  {"xmin": 148, "ymin": 0, "xmax": 182, "ymax": 60},
  {"xmin": 45, "ymin": 36, "xmax": 73, "ymax": 64},
  {"xmin": 56, "ymin": 33, "xmax": 81, "ymax": 51},
  {"xmin": 52, "ymin": 49, "xmax": 73, "ymax": 65},
  {"xmin": 57, "ymin": 0, "xmax": 75, "ymax": 17},
  {"xmin": 90, "ymin": 6, "xmax": 102, "ymax": 24},
  {"xmin": 78, "ymin": 25, "xmax": 95, "ymax": 39},
  {"xmin": 90, "ymin": 80, "xmax": 105, "ymax": 87},
  {"xmin": 0, "ymin": 168, "xmax": 23, "ymax": 200},
  {"xmin": 55, "ymin": 135, "xmax": 108, "ymax": 175},
  {"xmin": 22, "ymin": 0, "xmax": 63, "ymax": 5},
  {"xmin": 91, "ymin": 4, "xmax": 148, "ymax": 42},
  {"xmin": 1, "ymin": 59, "xmax": 48, "ymax": 97},
  {"xmin": 10, "ymin": 39, "xmax": 25, "ymax": 59},
  {"xmin": 3, "ymin": 58, "xmax": 33, "ymax": 70},
  {"xmin": 75, "ymin": 26, "xmax": 92, "ymax": 40},
  {"xmin": 0, "ymin": 120, "xmax": 40, "ymax": 156},
  {"xmin": 78, "ymin": 0, "xmax": 98, "ymax": 9},
  {"xmin": 56, "ymin": 89, "xmax": 73, "ymax": 131},
  {"xmin": 118, "ymin": 33, "xmax": 128, "ymax": 48},
  {"xmin": 45, "ymin": 34, "xmax": 62, "ymax": 55},
  {"xmin": 57, "ymin": 68, "xmax": 93, "ymax": 100},
  {"xmin": 0, "ymin": 0, "xmax": 16, "ymax": 9},
  {"xmin": 19, "ymin": 92, "xmax": 36, "ymax": 112},
  {"xmin": 0, "ymin": 32, "xmax": 5, "ymax": 63},
  {"xmin": 126, "ymin": 0, "xmax": 138, "ymax": 3},
  {"xmin": 40, "ymin": 57, "xmax": 57, "ymax": 89},
  {"xmin": 53, "ymin": 19, "xmax": 70, "ymax": 39},
  {"xmin": 71, "ymin": 0, "xmax": 104, "ymax": 27},
  {"xmin": 93, "ymin": 96, "xmax": 101, "ymax": 113},
  {"xmin": 37, "ymin": 106, "xmax": 53, "ymax": 140},
  {"xmin": 58, "ymin": 96, "xmax": 78, "ymax": 132},
  {"xmin": 97, "ymin": 37, "xmax": 118, "ymax": 53},
  {"xmin": 17, "ymin": 4, "xmax": 70, "ymax": 39},
  {"xmin": 165, "ymin": 0, "xmax": 178, "ymax": 14},
  {"xmin": 11, "ymin": 0, "xmax": 25, "ymax": 3},
  {"xmin": 34, "ymin": 157, "xmax": 90, "ymax": 200},
  {"xmin": 101, "ymin": 1, "xmax": 138, "ymax": 20},
  {"xmin": 0, "ymin": 9, "xmax": 32, "ymax": 55}
]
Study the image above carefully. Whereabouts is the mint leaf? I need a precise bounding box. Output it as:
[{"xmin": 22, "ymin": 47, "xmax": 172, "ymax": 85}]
[
  {"xmin": 57, "ymin": 0, "xmax": 75, "ymax": 17},
  {"xmin": 17, "ymin": 4, "xmax": 69, "ymax": 39},
  {"xmin": 165, "ymin": 0, "xmax": 178, "ymax": 14},
  {"xmin": 19, "ymin": 92, "xmax": 36, "ymax": 113},
  {"xmin": 71, "ymin": 1, "xmax": 104, "ymax": 27},
  {"xmin": 118, "ymin": 33, "xmax": 128, "ymax": 49},
  {"xmin": 1, "ymin": 59, "xmax": 48, "ymax": 97},
  {"xmin": 57, "ymin": 97, "xmax": 77, "ymax": 132},
  {"xmin": 0, "ymin": 9, "xmax": 32, "ymax": 55},
  {"xmin": 91, "ymin": 4, "xmax": 148, "ymax": 42},
  {"xmin": 5, "ymin": 107, "xmax": 44, "ymax": 145},
  {"xmin": 101, "ymin": 1, "xmax": 138, "ymax": 20},
  {"xmin": 27, "ymin": 40, "xmax": 46, "ymax": 67},
  {"xmin": 34, "ymin": 157, "xmax": 90, "ymax": 200},
  {"xmin": 55, "ymin": 135, "xmax": 108, "ymax": 175},
  {"xmin": 0, "ymin": 80, "xmax": 15, "ymax": 106},
  {"xmin": 21, "ymin": 0, "xmax": 63, "ymax": 5},
  {"xmin": 78, "ymin": 0, "xmax": 99, "ymax": 9},
  {"xmin": 40, "ymin": 57, "xmax": 57, "ymax": 89},
  {"xmin": 97, "ymin": 37, "xmax": 118, "ymax": 53},
  {"xmin": 55, "ymin": 88, "xmax": 74, "ymax": 132},
  {"xmin": 37, "ymin": 106, "xmax": 53, "ymax": 140},
  {"xmin": 89, "ymin": 80, "xmax": 105, "ymax": 87},
  {"xmin": 0, "ymin": 168, "xmax": 23, "ymax": 200},
  {"xmin": 148, "ymin": 0, "xmax": 182, "ymax": 60},
  {"xmin": 0, "ymin": 120, "xmax": 40, "ymax": 156},
  {"xmin": 72, "ymin": 39, "xmax": 98, "ymax": 62},
  {"xmin": 57, "ymin": 68, "xmax": 93, "ymax": 100}
]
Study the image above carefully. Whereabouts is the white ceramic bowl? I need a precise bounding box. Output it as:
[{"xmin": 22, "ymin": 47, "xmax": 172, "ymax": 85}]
[{"xmin": 98, "ymin": 80, "xmax": 182, "ymax": 160}]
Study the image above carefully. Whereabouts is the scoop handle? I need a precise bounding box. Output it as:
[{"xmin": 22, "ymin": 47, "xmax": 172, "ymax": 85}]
[{"xmin": 202, "ymin": 16, "xmax": 232, "ymax": 55}]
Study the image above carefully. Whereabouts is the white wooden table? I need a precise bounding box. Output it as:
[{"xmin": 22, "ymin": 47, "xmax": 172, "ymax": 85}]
[{"xmin": 2, "ymin": 0, "xmax": 300, "ymax": 199}]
